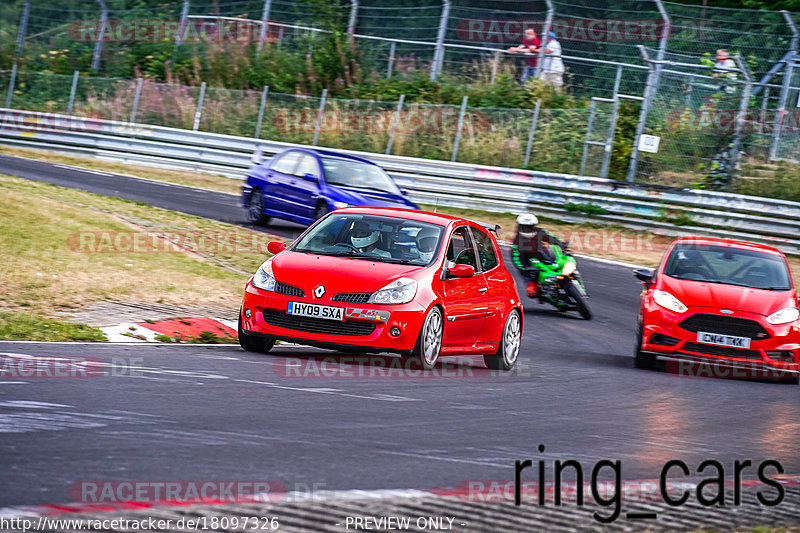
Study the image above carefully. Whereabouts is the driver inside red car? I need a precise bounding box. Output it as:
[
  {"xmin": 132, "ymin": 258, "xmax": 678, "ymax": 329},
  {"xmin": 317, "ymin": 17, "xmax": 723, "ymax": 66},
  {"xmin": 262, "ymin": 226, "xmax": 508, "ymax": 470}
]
[{"xmin": 348, "ymin": 220, "xmax": 391, "ymax": 258}]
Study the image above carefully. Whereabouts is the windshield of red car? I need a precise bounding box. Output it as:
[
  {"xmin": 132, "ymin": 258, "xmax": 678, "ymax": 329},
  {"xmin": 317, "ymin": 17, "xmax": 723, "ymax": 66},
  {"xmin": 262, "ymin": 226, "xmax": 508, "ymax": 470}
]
[
  {"xmin": 293, "ymin": 213, "xmax": 444, "ymax": 265},
  {"xmin": 321, "ymin": 158, "xmax": 402, "ymax": 195},
  {"xmin": 664, "ymin": 244, "xmax": 792, "ymax": 290}
]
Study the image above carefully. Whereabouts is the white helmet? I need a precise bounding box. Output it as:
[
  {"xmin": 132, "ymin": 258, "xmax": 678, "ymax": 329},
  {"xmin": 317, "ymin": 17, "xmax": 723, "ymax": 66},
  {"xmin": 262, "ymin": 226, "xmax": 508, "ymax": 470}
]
[
  {"xmin": 516, "ymin": 213, "xmax": 538, "ymax": 238},
  {"xmin": 415, "ymin": 227, "xmax": 439, "ymax": 263},
  {"xmin": 351, "ymin": 222, "xmax": 380, "ymax": 249}
]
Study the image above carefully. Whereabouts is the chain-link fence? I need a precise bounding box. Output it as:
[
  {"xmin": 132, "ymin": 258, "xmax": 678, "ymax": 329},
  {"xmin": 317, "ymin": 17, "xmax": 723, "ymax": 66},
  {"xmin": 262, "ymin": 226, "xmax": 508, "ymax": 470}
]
[
  {"xmin": 4, "ymin": 0, "xmax": 800, "ymax": 191},
  {"xmin": 0, "ymin": 69, "xmax": 594, "ymax": 173}
]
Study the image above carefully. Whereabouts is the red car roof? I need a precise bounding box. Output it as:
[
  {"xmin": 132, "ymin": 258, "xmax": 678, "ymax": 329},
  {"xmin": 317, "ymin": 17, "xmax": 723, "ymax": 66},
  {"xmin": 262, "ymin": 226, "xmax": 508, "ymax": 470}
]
[{"xmin": 671, "ymin": 236, "xmax": 785, "ymax": 256}]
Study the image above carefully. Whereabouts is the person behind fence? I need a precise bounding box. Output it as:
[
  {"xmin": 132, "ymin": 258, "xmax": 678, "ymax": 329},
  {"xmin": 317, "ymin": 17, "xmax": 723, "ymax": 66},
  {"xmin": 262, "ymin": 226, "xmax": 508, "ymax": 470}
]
[
  {"xmin": 541, "ymin": 31, "xmax": 565, "ymax": 89},
  {"xmin": 511, "ymin": 213, "xmax": 565, "ymax": 298},
  {"xmin": 506, "ymin": 28, "xmax": 541, "ymax": 83},
  {"xmin": 712, "ymin": 49, "xmax": 738, "ymax": 94}
]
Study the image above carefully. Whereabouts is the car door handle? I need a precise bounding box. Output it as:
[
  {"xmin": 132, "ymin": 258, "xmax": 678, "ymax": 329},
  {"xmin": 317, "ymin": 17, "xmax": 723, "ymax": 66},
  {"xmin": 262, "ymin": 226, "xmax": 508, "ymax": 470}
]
[{"xmin": 478, "ymin": 287, "xmax": 487, "ymax": 293}]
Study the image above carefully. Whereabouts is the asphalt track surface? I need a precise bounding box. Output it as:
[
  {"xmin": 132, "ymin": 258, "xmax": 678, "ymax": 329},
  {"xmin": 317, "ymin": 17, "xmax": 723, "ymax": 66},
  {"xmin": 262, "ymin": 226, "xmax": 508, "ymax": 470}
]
[{"xmin": 1, "ymin": 154, "xmax": 799, "ymax": 517}]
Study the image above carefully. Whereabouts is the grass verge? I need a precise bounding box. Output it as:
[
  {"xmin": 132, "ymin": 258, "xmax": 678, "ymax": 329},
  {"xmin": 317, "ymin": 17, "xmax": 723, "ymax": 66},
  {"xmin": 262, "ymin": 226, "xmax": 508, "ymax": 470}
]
[
  {"xmin": 0, "ymin": 174, "xmax": 279, "ymax": 320},
  {"xmin": 0, "ymin": 312, "xmax": 106, "ymax": 341}
]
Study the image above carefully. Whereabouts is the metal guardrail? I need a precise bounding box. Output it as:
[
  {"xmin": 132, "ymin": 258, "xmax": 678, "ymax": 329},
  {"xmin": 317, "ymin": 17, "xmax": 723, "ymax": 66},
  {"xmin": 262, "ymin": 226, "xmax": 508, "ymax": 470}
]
[{"xmin": 1, "ymin": 108, "xmax": 799, "ymax": 253}]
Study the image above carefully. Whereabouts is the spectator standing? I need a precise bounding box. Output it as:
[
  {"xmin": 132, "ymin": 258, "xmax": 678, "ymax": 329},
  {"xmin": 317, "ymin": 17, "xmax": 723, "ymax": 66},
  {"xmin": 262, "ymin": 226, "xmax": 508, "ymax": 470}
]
[
  {"xmin": 541, "ymin": 31, "xmax": 565, "ymax": 89},
  {"xmin": 712, "ymin": 49, "xmax": 738, "ymax": 94},
  {"xmin": 507, "ymin": 28, "xmax": 541, "ymax": 83}
]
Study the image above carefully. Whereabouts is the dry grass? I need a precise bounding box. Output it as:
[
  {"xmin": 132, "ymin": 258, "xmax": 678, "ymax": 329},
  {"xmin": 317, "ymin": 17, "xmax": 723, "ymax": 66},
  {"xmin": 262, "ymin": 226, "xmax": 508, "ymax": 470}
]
[{"xmin": 0, "ymin": 175, "xmax": 283, "ymax": 316}]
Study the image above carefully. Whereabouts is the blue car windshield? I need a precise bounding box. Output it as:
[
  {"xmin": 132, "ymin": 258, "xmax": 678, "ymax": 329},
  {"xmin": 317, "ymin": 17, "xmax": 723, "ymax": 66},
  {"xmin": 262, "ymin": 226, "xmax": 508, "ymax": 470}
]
[
  {"xmin": 664, "ymin": 244, "xmax": 792, "ymax": 290},
  {"xmin": 321, "ymin": 158, "xmax": 401, "ymax": 195},
  {"xmin": 293, "ymin": 213, "xmax": 444, "ymax": 266}
]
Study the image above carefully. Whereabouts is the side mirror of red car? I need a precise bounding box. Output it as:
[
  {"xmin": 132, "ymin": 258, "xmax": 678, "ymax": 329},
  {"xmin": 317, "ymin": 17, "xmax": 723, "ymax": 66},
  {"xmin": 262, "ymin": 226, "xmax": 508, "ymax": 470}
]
[
  {"xmin": 449, "ymin": 264, "xmax": 475, "ymax": 278},
  {"xmin": 267, "ymin": 241, "xmax": 286, "ymax": 255},
  {"xmin": 633, "ymin": 268, "xmax": 654, "ymax": 285}
]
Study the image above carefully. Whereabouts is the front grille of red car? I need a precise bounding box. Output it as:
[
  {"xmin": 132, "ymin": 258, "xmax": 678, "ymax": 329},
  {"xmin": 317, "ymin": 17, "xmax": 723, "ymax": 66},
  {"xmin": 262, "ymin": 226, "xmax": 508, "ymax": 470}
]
[
  {"xmin": 681, "ymin": 342, "xmax": 761, "ymax": 360},
  {"xmin": 262, "ymin": 310, "xmax": 376, "ymax": 336},
  {"xmin": 679, "ymin": 314, "xmax": 770, "ymax": 340},
  {"xmin": 274, "ymin": 282, "xmax": 305, "ymax": 298},
  {"xmin": 332, "ymin": 292, "xmax": 372, "ymax": 303}
]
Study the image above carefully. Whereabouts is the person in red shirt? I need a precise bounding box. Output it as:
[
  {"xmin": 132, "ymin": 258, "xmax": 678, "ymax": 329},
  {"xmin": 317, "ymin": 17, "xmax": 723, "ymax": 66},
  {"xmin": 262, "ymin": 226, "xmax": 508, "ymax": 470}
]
[{"xmin": 507, "ymin": 28, "xmax": 541, "ymax": 83}]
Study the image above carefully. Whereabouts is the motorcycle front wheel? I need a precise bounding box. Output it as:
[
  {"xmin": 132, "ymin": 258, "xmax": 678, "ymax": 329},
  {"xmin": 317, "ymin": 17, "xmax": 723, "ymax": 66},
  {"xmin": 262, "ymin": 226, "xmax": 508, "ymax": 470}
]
[{"xmin": 566, "ymin": 281, "xmax": 592, "ymax": 320}]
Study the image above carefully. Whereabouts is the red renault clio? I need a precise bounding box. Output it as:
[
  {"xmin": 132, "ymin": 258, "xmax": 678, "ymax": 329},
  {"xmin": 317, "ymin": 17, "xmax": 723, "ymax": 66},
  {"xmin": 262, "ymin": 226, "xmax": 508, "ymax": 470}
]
[
  {"xmin": 238, "ymin": 207, "xmax": 523, "ymax": 371},
  {"xmin": 633, "ymin": 237, "xmax": 799, "ymax": 383}
]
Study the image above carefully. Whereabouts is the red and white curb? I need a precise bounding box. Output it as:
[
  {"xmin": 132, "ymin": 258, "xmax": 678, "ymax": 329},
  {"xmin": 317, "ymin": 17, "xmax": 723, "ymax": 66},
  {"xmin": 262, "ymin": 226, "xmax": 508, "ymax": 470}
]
[
  {"xmin": 2, "ymin": 477, "xmax": 799, "ymax": 519},
  {"xmin": 99, "ymin": 317, "xmax": 237, "ymax": 343}
]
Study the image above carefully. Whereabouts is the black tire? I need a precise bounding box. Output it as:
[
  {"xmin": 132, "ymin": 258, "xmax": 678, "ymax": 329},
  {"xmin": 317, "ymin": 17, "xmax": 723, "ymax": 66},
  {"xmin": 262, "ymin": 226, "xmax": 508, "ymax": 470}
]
[
  {"xmin": 411, "ymin": 306, "xmax": 443, "ymax": 371},
  {"xmin": 314, "ymin": 202, "xmax": 330, "ymax": 220},
  {"xmin": 485, "ymin": 308, "xmax": 521, "ymax": 371},
  {"xmin": 566, "ymin": 282, "xmax": 592, "ymax": 320},
  {"xmin": 238, "ymin": 312, "xmax": 275, "ymax": 354},
  {"xmin": 246, "ymin": 188, "xmax": 271, "ymax": 226},
  {"xmin": 781, "ymin": 375, "xmax": 800, "ymax": 385},
  {"xmin": 633, "ymin": 322, "xmax": 655, "ymax": 370}
]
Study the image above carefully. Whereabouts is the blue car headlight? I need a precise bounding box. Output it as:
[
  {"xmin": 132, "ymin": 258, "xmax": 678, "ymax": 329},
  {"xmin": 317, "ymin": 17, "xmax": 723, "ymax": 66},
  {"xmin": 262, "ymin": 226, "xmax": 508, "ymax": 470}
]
[{"xmin": 252, "ymin": 259, "xmax": 276, "ymax": 291}]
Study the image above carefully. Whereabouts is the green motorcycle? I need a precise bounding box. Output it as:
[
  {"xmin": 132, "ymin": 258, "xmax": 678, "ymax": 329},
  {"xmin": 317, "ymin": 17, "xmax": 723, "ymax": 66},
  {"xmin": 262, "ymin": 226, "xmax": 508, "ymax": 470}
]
[{"xmin": 524, "ymin": 243, "xmax": 592, "ymax": 320}]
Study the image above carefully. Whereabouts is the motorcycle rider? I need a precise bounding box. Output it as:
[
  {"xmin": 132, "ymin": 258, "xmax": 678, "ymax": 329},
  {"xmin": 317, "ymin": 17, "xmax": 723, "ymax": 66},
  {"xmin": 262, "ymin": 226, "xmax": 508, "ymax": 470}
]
[{"xmin": 511, "ymin": 213, "xmax": 565, "ymax": 297}]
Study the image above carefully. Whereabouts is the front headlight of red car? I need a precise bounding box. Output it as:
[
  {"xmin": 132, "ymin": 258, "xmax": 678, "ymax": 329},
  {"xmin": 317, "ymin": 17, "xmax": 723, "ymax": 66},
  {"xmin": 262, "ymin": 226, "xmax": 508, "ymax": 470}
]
[
  {"xmin": 766, "ymin": 307, "xmax": 800, "ymax": 325},
  {"xmin": 252, "ymin": 259, "xmax": 276, "ymax": 291},
  {"xmin": 653, "ymin": 289, "xmax": 688, "ymax": 314},
  {"xmin": 368, "ymin": 277, "xmax": 417, "ymax": 304}
]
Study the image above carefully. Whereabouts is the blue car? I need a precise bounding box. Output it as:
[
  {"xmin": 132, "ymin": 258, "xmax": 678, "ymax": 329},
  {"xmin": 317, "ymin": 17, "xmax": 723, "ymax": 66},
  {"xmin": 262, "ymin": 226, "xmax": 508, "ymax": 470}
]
[{"xmin": 242, "ymin": 148, "xmax": 419, "ymax": 226}]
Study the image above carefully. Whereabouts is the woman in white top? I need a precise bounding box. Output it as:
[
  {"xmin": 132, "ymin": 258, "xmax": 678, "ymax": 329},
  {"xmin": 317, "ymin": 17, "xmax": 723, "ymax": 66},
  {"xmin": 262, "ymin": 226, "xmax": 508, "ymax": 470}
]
[{"xmin": 541, "ymin": 31, "xmax": 565, "ymax": 89}]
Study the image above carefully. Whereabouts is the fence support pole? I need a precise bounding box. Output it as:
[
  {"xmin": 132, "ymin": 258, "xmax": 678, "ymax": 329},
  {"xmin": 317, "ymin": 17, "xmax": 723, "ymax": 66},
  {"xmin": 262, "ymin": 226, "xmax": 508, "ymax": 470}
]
[
  {"xmin": 523, "ymin": 99, "xmax": 541, "ymax": 168},
  {"xmin": 600, "ymin": 65, "xmax": 623, "ymax": 178},
  {"xmin": 430, "ymin": 0, "xmax": 450, "ymax": 81},
  {"xmin": 177, "ymin": 0, "xmax": 190, "ymax": 47},
  {"xmin": 385, "ymin": 94, "xmax": 405, "ymax": 155},
  {"xmin": 348, "ymin": 0, "xmax": 359, "ymax": 36},
  {"xmin": 257, "ymin": 0, "xmax": 272, "ymax": 52},
  {"xmin": 5, "ymin": 64, "xmax": 17, "ymax": 109},
  {"xmin": 255, "ymin": 85, "xmax": 269, "ymax": 138},
  {"xmin": 579, "ymin": 99, "xmax": 597, "ymax": 176},
  {"xmin": 451, "ymin": 96, "xmax": 468, "ymax": 162},
  {"xmin": 312, "ymin": 88, "xmax": 328, "ymax": 146},
  {"xmin": 759, "ymin": 86, "xmax": 770, "ymax": 133},
  {"xmin": 92, "ymin": 0, "xmax": 108, "ymax": 71},
  {"xmin": 130, "ymin": 77, "xmax": 143, "ymax": 123},
  {"xmin": 66, "ymin": 70, "xmax": 80, "ymax": 114},
  {"xmin": 625, "ymin": 1, "xmax": 669, "ymax": 182},
  {"xmin": 490, "ymin": 49, "xmax": 501, "ymax": 84},
  {"xmin": 15, "ymin": 0, "xmax": 30, "ymax": 59},
  {"xmin": 536, "ymin": 0, "xmax": 554, "ymax": 80},
  {"xmin": 192, "ymin": 81, "xmax": 206, "ymax": 131},
  {"xmin": 729, "ymin": 56, "xmax": 753, "ymax": 187},
  {"xmin": 387, "ymin": 41, "xmax": 396, "ymax": 78},
  {"xmin": 770, "ymin": 10, "xmax": 798, "ymax": 161}
]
